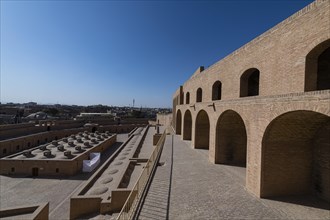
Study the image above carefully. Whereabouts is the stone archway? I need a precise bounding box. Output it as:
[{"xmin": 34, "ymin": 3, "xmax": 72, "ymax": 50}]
[
  {"xmin": 261, "ymin": 110, "xmax": 330, "ymax": 202},
  {"xmin": 176, "ymin": 110, "xmax": 182, "ymax": 135},
  {"xmin": 183, "ymin": 110, "xmax": 192, "ymax": 140},
  {"xmin": 194, "ymin": 110, "xmax": 210, "ymax": 149},
  {"xmin": 215, "ymin": 110, "xmax": 247, "ymax": 166}
]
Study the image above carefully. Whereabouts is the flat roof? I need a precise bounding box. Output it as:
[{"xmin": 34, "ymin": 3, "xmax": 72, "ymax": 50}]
[{"xmin": 3, "ymin": 131, "xmax": 115, "ymax": 161}]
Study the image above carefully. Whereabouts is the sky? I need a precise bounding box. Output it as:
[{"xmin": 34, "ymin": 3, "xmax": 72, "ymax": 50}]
[{"xmin": 1, "ymin": 0, "xmax": 313, "ymax": 108}]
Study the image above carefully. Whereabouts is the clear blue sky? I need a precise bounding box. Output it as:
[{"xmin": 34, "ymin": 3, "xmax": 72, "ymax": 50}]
[{"xmin": 1, "ymin": 0, "xmax": 313, "ymax": 108}]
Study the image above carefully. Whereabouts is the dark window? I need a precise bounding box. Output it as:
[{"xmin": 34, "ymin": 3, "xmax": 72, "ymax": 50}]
[
  {"xmin": 305, "ymin": 40, "xmax": 330, "ymax": 91},
  {"xmin": 3, "ymin": 149, "xmax": 7, "ymax": 154},
  {"xmin": 16, "ymin": 145, "xmax": 20, "ymax": 150},
  {"xmin": 316, "ymin": 47, "xmax": 330, "ymax": 90},
  {"xmin": 212, "ymin": 81, "xmax": 222, "ymax": 100},
  {"xmin": 186, "ymin": 92, "xmax": 190, "ymax": 104},
  {"xmin": 11, "ymin": 167, "xmax": 15, "ymax": 172},
  {"xmin": 240, "ymin": 68, "xmax": 260, "ymax": 97},
  {"xmin": 196, "ymin": 88, "xmax": 203, "ymax": 102},
  {"xmin": 56, "ymin": 168, "xmax": 59, "ymax": 173}
]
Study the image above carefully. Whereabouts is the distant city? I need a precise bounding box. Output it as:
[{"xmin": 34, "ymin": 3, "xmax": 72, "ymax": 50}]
[{"xmin": 0, "ymin": 102, "xmax": 172, "ymax": 125}]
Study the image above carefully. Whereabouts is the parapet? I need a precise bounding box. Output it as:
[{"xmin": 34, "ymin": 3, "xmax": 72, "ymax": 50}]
[{"xmin": 0, "ymin": 202, "xmax": 49, "ymax": 220}]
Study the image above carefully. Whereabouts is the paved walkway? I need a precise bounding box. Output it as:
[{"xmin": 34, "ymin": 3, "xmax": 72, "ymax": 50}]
[
  {"xmin": 138, "ymin": 133, "xmax": 173, "ymax": 219},
  {"xmin": 138, "ymin": 134, "xmax": 330, "ymax": 220}
]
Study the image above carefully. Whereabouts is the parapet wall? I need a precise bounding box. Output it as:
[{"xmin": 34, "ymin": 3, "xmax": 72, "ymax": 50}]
[
  {"xmin": 0, "ymin": 203, "xmax": 49, "ymax": 220},
  {"xmin": 0, "ymin": 123, "xmax": 45, "ymax": 141},
  {"xmin": 156, "ymin": 113, "xmax": 172, "ymax": 127}
]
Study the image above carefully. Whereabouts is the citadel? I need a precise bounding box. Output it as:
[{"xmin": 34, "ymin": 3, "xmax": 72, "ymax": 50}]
[{"xmin": 0, "ymin": 0, "xmax": 329, "ymax": 219}]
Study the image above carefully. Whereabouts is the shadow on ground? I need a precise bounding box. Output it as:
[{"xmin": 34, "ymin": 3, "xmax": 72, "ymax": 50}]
[{"xmin": 264, "ymin": 195, "xmax": 330, "ymax": 211}]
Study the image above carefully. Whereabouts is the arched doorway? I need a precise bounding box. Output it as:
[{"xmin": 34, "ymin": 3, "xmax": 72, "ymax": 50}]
[
  {"xmin": 176, "ymin": 110, "xmax": 182, "ymax": 135},
  {"xmin": 195, "ymin": 110, "xmax": 210, "ymax": 149},
  {"xmin": 305, "ymin": 39, "xmax": 330, "ymax": 91},
  {"xmin": 240, "ymin": 68, "xmax": 260, "ymax": 97},
  {"xmin": 183, "ymin": 110, "xmax": 192, "ymax": 140},
  {"xmin": 261, "ymin": 111, "xmax": 330, "ymax": 203},
  {"xmin": 215, "ymin": 110, "xmax": 247, "ymax": 166}
]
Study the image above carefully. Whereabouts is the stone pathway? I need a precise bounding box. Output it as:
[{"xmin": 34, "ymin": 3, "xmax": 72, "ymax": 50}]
[
  {"xmin": 138, "ymin": 134, "xmax": 173, "ymax": 219},
  {"xmin": 138, "ymin": 134, "xmax": 330, "ymax": 220}
]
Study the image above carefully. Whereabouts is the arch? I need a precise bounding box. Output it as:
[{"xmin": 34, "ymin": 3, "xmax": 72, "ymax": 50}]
[
  {"xmin": 186, "ymin": 92, "xmax": 190, "ymax": 104},
  {"xmin": 215, "ymin": 110, "xmax": 247, "ymax": 166},
  {"xmin": 240, "ymin": 68, "xmax": 260, "ymax": 97},
  {"xmin": 305, "ymin": 39, "xmax": 330, "ymax": 91},
  {"xmin": 183, "ymin": 110, "xmax": 192, "ymax": 140},
  {"xmin": 261, "ymin": 110, "xmax": 330, "ymax": 202},
  {"xmin": 194, "ymin": 110, "xmax": 210, "ymax": 149},
  {"xmin": 92, "ymin": 127, "xmax": 97, "ymax": 133},
  {"xmin": 196, "ymin": 88, "xmax": 203, "ymax": 102},
  {"xmin": 176, "ymin": 110, "xmax": 182, "ymax": 135},
  {"xmin": 212, "ymin": 81, "xmax": 222, "ymax": 100}
]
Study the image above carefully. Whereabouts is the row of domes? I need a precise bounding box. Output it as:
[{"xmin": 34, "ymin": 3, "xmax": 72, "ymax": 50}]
[{"xmin": 18, "ymin": 131, "xmax": 113, "ymax": 160}]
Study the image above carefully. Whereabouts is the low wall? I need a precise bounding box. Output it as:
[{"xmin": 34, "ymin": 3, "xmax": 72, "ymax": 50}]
[
  {"xmin": 0, "ymin": 202, "xmax": 49, "ymax": 220},
  {"xmin": 70, "ymin": 126, "xmax": 149, "ymax": 219},
  {"xmin": 156, "ymin": 113, "xmax": 172, "ymax": 127}
]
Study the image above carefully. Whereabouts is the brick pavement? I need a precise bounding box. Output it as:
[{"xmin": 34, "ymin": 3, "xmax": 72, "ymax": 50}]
[{"xmin": 138, "ymin": 134, "xmax": 330, "ymax": 220}]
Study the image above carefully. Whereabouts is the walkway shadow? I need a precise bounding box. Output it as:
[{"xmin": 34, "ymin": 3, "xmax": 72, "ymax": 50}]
[{"xmin": 264, "ymin": 195, "xmax": 330, "ymax": 211}]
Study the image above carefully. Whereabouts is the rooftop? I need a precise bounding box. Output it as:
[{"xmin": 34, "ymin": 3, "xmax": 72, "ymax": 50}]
[{"xmin": 4, "ymin": 131, "xmax": 114, "ymax": 161}]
